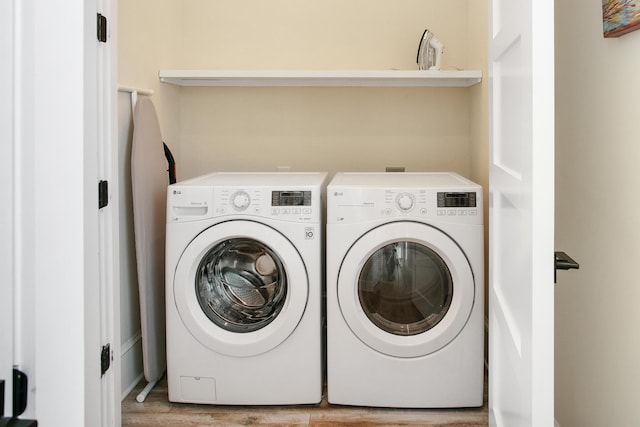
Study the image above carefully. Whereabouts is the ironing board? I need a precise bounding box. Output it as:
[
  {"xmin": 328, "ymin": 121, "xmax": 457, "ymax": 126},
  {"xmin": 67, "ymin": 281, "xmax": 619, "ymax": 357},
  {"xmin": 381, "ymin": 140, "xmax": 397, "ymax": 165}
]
[{"xmin": 131, "ymin": 97, "xmax": 167, "ymax": 402}]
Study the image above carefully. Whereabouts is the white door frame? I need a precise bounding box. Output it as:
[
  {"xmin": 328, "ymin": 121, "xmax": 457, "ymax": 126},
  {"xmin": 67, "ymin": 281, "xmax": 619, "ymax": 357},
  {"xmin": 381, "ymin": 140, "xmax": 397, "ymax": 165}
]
[
  {"xmin": 31, "ymin": 0, "xmax": 100, "ymax": 424},
  {"xmin": 0, "ymin": 0, "xmax": 15, "ymax": 416},
  {"xmin": 5, "ymin": 0, "xmax": 119, "ymax": 425},
  {"xmin": 97, "ymin": 0, "xmax": 121, "ymax": 424}
]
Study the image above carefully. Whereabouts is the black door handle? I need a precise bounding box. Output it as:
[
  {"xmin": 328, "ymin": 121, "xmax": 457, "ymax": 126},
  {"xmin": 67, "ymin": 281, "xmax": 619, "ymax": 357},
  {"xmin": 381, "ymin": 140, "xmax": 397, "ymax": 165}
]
[{"xmin": 555, "ymin": 251, "xmax": 579, "ymax": 283}]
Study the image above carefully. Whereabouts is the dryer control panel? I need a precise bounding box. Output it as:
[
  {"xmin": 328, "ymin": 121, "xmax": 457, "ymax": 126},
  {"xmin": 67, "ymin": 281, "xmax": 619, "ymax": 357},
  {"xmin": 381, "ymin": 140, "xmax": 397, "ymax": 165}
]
[{"xmin": 327, "ymin": 187, "xmax": 482, "ymax": 225}]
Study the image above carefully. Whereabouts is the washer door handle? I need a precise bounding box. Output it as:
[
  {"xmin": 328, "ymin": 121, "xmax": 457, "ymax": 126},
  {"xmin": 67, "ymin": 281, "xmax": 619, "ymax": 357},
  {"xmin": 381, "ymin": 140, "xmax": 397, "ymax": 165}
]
[{"xmin": 554, "ymin": 251, "xmax": 579, "ymax": 283}]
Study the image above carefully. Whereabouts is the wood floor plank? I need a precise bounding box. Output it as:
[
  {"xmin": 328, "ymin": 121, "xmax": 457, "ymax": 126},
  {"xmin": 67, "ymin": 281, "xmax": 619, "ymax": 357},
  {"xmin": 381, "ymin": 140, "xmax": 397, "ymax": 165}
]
[{"xmin": 122, "ymin": 376, "xmax": 489, "ymax": 426}]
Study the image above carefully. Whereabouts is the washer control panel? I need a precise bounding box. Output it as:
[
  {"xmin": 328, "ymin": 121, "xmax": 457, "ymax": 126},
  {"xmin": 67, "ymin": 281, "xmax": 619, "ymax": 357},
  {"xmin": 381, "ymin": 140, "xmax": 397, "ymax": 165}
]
[
  {"xmin": 214, "ymin": 188, "xmax": 318, "ymax": 222},
  {"xmin": 169, "ymin": 186, "xmax": 320, "ymax": 223},
  {"xmin": 167, "ymin": 172, "xmax": 327, "ymax": 223},
  {"xmin": 271, "ymin": 190, "xmax": 313, "ymax": 207}
]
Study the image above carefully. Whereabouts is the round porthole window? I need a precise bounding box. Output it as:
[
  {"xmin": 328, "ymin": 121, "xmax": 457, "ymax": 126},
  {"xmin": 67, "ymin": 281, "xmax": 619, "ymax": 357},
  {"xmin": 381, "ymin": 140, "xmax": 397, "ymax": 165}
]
[
  {"xmin": 195, "ymin": 238, "xmax": 288, "ymax": 333},
  {"xmin": 337, "ymin": 221, "xmax": 474, "ymax": 358},
  {"xmin": 358, "ymin": 241, "xmax": 453, "ymax": 336},
  {"xmin": 174, "ymin": 220, "xmax": 308, "ymax": 357}
]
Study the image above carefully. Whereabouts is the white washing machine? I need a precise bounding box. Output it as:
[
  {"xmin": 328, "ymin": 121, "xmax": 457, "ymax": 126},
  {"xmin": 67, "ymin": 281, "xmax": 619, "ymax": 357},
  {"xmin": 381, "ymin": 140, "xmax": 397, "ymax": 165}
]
[
  {"xmin": 326, "ymin": 172, "xmax": 484, "ymax": 408},
  {"xmin": 166, "ymin": 172, "xmax": 327, "ymax": 405}
]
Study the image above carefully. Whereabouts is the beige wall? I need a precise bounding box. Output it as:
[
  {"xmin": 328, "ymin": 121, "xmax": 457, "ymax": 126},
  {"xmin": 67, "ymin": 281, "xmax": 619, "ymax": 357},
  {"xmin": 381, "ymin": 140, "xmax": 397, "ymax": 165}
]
[
  {"xmin": 178, "ymin": 0, "xmax": 471, "ymax": 70},
  {"xmin": 178, "ymin": 85, "xmax": 474, "ymax": 178},
  {"xmin": 119, "ymin": 0, "xmax": 486, "ymax": 180},
  {"xmin": 555, "ymin": 1, "xmax": 640, "ymax": 425},
  {"xmin": 466, "ymin": 0, "xmax": 489, "ymax": 360},
  {"xmin": 175, "ymin": 0, "xmax": 482, "ymax": 179},
  {"xmin": 118, "ymin": 0, "xmax": 183, "ymax": 166}
]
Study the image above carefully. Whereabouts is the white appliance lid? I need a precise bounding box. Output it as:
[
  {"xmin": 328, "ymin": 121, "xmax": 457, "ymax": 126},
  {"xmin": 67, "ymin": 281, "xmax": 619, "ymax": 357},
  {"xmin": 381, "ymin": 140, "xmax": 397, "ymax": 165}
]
[
  {"xmin": 329, "ymin": 172, "xmax": 479, "ymax": 189},
  {"xmin": 177, "ymin": 171, "xmax": 328, "ymax": 188}
]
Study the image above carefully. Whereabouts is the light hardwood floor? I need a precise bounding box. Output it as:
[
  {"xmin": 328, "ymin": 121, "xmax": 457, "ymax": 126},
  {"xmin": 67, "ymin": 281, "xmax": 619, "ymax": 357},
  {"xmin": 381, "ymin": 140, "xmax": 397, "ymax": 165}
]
[{"xmin": 121, "ymin": 375, "xmax": 489, "ymax": 426}]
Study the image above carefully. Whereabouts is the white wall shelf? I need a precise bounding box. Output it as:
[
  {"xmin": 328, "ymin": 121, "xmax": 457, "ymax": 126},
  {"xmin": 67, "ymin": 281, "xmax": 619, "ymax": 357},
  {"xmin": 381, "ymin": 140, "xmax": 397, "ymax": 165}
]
[{"xmin": 158, "ymin": 69, "xmax": 482, "ymax": 88}]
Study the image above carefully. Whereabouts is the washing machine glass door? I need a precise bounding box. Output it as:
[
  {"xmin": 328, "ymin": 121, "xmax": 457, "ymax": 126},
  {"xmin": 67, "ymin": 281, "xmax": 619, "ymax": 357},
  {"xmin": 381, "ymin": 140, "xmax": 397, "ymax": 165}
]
[
  {"xmin": 174, "ymin": 220, "xmax": 308, "ymax": 357},
  {"xmin": 196, "ymin": 237, "xmax": 287, "ymax": 333},
  {"xmin": 338, "ymin": 221, "xmax": 475, "ymax": 358}
]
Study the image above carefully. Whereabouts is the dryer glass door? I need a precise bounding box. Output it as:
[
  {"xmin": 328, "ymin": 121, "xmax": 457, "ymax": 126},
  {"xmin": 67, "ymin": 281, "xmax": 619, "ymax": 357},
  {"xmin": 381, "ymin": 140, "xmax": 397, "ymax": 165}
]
[
  {"xmin": 338, "ymin": 221, "xmax": 475, "ymax": 358},
  {"xmin": 196, "ymin": 238, "xmax": 287, "ymax": 333},
  {"xmin": 358, "ymin": 241, "xmax": 453, "ymax": 336}
]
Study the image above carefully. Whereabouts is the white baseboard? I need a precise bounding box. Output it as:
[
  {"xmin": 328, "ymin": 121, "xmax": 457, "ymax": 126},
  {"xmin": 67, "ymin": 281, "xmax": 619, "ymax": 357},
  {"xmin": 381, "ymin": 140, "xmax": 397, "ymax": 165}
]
[
  {"xmin": 122, "ymin": 372, "xmax": 144, "ymax": 401},
  {"xmin": 120, "ymin": 331, "xmax": 144, "ymax": 400}
]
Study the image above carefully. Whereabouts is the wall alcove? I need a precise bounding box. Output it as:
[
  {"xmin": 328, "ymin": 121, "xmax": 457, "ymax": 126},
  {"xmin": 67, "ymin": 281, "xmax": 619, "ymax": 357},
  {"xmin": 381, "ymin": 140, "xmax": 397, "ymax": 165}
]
[{"xmin": 118, "ymin": 0, "xmax": 489, "ymax": 402}]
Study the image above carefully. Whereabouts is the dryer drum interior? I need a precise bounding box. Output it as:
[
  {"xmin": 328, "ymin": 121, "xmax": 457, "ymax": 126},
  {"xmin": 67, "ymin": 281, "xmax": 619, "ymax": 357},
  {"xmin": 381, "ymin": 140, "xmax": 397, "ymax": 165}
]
[
  {"xmin": 358, "ymin": 241, "xmax": 453, "ymax": 336},
  {"xmin": 195, "ymin": 237, "xmax": 288, "ymax": 333}
]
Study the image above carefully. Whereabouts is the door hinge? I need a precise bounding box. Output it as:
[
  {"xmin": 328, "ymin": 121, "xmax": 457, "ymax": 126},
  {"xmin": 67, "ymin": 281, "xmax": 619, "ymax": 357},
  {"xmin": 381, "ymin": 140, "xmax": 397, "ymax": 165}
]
[
  {"xmin": 100, "ymin": 344, "xmax": 111, "ymax": 377},
  {"xmin": 97, "ymin": 13, "xmax": 108, "ymax": 43},
  {"xmin": 12, "ymin": 368, "xmax": 28, "ymax": 417},
  {"xmin": 98, "ymin": 180, "xmax": 109, "ymax": 209}
]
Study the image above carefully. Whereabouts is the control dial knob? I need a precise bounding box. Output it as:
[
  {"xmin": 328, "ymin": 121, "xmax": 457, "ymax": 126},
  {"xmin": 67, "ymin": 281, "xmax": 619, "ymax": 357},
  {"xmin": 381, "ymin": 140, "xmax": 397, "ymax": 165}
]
[
  {"xmin": 231, "ymin": 191, "xmax": 251, "ymax": 211},
  {"xmin": 396, "ymin": 192, "xmax": 415, "ymax": 212}
]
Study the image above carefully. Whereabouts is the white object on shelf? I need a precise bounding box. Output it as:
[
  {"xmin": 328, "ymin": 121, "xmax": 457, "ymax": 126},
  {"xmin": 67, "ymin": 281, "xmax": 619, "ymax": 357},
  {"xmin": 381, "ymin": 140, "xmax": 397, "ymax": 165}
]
[
  {"xmin": 417, "ymin": 29, "xmax": 444, "ymax": 71},
  {"xmin": 158, "ymin": 69, "xmax": 482, "ymax": 88}
]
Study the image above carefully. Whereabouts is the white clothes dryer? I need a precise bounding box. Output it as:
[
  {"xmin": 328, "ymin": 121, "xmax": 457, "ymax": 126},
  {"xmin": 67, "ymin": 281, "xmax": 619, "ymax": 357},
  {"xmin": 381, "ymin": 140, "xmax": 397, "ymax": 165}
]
[
  {"xmin": 166, "ymin": 172, "xmax": 327, "ymax": 405},
  {"xmin": 326, "ymin": 172, "xmax": 484, "ymax": 408}
]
